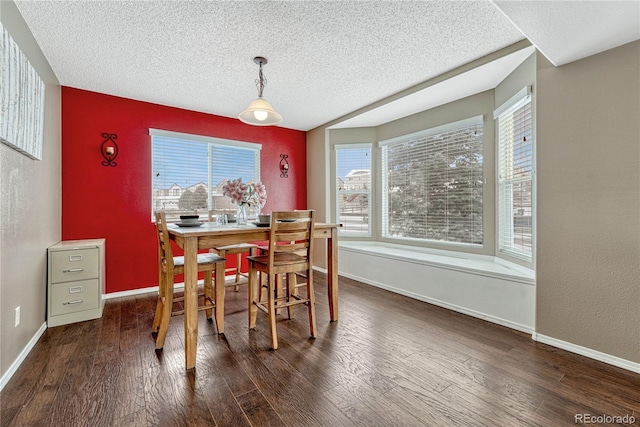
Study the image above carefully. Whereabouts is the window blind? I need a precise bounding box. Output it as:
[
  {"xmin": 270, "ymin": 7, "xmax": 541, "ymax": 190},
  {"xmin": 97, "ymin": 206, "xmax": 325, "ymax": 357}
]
[
  {"xmin": 335, "ymin": 144, "xmax": 372, "ymax": 236},
  {"xmin": 497, "ymin": 92, "xmax": 533, "ymax": 261},
  {"xmin": 380, "ymin": 118, "xmax": 483, "ymax": 245},
  {"xmin": 150, "ymin": 130, "xmax": 260, "ymax": 220}
]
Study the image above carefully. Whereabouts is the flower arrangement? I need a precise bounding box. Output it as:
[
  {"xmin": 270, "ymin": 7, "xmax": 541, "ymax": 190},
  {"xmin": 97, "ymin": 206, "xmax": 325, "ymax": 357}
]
[{"xmin": 222, "ymin": 178, "xmax": 267, "ymax": 209}]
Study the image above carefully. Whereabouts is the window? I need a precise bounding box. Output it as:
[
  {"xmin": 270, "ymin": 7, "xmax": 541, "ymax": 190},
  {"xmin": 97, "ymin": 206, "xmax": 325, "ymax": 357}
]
[
  {"xmin": 380, "ymin": 116, "xmax": 484, "ymax": 245},
  {"xmin": 496, "ymin": 88, "xmax": 533, "ymax": 261},
  {"xmin": 335, "ymin": 144, "xmax": 372, "ymax": 236},
  {"xmin": 150, "ymin": 129, "xmax": 261, "ymax": 220}
]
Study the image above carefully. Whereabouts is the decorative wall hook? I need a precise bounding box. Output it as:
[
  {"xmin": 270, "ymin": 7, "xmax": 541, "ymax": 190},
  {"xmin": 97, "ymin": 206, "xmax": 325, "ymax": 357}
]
[
  {"xmin": 101, "ymin": 132, "xmax": 118, "ymax": 167},
  {"xmin": 279, "ymin": 154, "xmax": 289, "ymax": 178}
]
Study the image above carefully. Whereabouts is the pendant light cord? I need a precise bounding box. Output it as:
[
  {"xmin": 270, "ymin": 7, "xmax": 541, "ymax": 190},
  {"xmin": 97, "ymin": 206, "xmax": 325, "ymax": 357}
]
[{"xmin": 255, "ymin": 62, "xmax": 267, "ymax": 98}]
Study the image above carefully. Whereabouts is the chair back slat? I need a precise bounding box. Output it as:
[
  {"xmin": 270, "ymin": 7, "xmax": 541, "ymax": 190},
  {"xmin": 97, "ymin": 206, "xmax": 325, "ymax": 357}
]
[
  {"xmin": 274, "ymin": 230, "xmax": 310, "ymax": 243},
  {"xmin": 154, "ymin": 211, "xmax": 174, "ymax": 271},
  {"xmin": 273, "ymin": 242, "xmax": 309, "ymax": 253}
]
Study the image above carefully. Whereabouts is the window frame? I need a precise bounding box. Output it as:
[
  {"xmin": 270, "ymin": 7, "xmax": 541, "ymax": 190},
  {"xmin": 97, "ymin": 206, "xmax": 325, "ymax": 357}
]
[{"xmin": 149, "ymin": 128, "xmax": 261, "ymax": 222}]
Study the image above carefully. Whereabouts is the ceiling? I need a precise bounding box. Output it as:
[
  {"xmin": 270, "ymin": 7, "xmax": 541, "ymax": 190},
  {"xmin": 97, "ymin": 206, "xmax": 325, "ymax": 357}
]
[{"xmin": 14, "ymin": 1, "xmax": 640, "ymax": 132}]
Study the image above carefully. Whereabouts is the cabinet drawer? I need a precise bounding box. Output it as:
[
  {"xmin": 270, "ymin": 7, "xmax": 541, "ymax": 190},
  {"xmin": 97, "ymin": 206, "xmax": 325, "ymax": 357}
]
[
  {"xmin": 50, "ymin": 248, "xmax": 99, "ymax": 283},
  {"xmin": 50, "ymin": 279, "xmax": 100, "ymax": 316}
]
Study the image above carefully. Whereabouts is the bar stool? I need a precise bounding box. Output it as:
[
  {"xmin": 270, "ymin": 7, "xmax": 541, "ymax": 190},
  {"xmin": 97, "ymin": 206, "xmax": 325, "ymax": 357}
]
[
  {"xmin": 248, "ymin": 210, "xmax": 316, "ymax": 349},
  {"xmin": 151, "ymin": 211, "xmax": 226, "ymax": 349}
]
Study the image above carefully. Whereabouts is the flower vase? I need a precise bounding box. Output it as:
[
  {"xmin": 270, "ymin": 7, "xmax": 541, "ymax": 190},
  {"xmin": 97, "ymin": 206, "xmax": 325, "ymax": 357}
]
[{"xmin": 237, "ymin": 204, "xmax": 248, "ymax": 225}]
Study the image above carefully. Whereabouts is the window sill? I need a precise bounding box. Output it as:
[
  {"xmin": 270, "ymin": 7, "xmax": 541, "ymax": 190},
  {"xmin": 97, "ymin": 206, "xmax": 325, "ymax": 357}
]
[{"xmin": 338, "ymin": 241, "xmax": 535, "ymax": 285}]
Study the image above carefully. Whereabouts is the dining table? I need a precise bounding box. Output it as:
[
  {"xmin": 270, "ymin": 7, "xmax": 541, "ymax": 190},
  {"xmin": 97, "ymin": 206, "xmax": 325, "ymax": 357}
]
[{"xmin": 166, "ymin": 220, "xmax": 339, "ymax": 370}]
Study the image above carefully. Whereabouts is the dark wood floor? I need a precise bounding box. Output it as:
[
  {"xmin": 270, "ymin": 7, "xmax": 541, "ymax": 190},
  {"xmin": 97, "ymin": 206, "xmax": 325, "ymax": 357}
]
[{"xmin": 2, "ymin": 273, "xmax": 639, "ymax": 426}]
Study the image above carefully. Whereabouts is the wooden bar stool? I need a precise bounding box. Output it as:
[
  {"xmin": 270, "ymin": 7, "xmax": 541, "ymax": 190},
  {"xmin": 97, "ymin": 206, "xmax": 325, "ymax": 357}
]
[
  {"xmin": 151, "ymin": 211, "xmax": 226, "ymax": 349},
  {"xmin": 248, "ymin": 210, "xmax": 316, "ymax": 350},
  {"xmin": 208, "ymin": 210, "xmax": 258, "ymax": 291}
]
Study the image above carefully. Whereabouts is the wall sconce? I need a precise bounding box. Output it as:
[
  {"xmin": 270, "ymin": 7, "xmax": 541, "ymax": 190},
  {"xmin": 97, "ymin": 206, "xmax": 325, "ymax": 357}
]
[
  {"xmin": 279, "ymin": 154, "xmax": 289, "ymax": 178},
  {"xmin": 100, "ymin": 132, "xmax": 118, "ymax": 167}
]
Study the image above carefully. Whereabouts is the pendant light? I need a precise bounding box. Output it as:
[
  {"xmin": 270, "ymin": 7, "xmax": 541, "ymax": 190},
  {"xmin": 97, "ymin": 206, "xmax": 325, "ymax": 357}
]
[{"xmin": 239, "ymin": 56, "xmax": 282, "ymax": 126}]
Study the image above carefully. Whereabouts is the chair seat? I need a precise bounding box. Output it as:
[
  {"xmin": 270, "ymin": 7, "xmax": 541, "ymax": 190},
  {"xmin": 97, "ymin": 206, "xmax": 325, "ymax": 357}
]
[{"xmin": 173, "ymin": 253, "xmax": 225, "ymax": 266}]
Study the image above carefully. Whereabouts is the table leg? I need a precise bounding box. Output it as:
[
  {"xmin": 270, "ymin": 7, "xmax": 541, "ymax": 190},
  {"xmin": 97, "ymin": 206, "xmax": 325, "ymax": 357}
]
[
  {"xmin": 215, "ymin": 258, "xmax": 225, "ymax": 334},
  {"xmin": 183, "ymin": 237, "xmax": 198, "ymax": 370},
  {"xmin": 328, "ymin": 227, "xmax": 339, "ymax": 321}
]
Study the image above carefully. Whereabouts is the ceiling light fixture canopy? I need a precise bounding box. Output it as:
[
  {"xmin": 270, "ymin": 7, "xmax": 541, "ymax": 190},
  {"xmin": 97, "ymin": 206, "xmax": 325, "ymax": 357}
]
[{"xmin": 239, "ymin": 56, "xmax": 282, "ymax": 126}]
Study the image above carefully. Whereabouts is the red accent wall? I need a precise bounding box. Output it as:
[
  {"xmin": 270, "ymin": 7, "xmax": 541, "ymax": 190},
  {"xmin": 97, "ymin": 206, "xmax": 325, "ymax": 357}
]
[{"xmin": 62, "ymin": 87, "xmax": 307, "ymax": 294}]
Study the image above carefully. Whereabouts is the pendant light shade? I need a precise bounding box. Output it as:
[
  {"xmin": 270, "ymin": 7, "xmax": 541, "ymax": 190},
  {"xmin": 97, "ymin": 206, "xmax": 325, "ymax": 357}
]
[
  {"xmin": 239, "ymin": 98, "xmax": 282, "ymax": 125},
  {"xmin": 239, "ymin": 57, "xmax": 282, "ymax": 126}
]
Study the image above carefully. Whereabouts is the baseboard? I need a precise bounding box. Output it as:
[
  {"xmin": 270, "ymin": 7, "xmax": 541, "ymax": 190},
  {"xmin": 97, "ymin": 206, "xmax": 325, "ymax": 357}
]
[
  {"xmin": 313, "ymin": 265, "xmax": 328, "ymax": 274},
  {"xmin": 103, "ymin": 276, "xmax": 237, "ymax": 300},
  {"xmin": 104, "ymin": 285, "xmax": 160, "ymax": 299},
  {"xmin": 532, "ymin": 333, "xmax": 640, "ymax": 374},
  {"xmin": 0, "ymin": 322, "xmax": 47, "ymax": 391},
  {"xmin": 339, "ymin": 271, "xmax": 534, "ymax": 334}
]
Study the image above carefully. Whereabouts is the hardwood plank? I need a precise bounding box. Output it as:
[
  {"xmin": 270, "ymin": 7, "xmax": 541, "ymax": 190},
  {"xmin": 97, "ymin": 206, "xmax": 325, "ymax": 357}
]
[
  {"xmin": 323, "ymin": 380, "xmax": 425, "ymax": 427},
  {"xmin": 0, "ymin": 404, "xmax": 20, "ymax": 427},
  {"xmin": 143, "ymin": 352, "xmax": 216, "ymax": 426},
  {"xmin": 112, "ymin": 408, "xmax": 147, "ymax": 427},
  {"xmin": 235, "ymin": 389, "xmax": 284, "ymax": 426},
  {"xmin": 198, "ymin": 375, "xmax": 253, "ymax": 427},
  {"xmin": 48, "ymin": 354, "xmax": 96, "ymax": 426}
]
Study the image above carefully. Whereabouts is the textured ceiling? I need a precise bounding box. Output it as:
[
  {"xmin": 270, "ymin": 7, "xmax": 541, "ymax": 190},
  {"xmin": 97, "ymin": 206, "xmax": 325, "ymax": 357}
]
[
  {"xmin": 14, "ymin": 1, "xmax": 640, "ymax": 131},
  {"xmin": 14, "ymin": 1, "xmax": 524, "ymax": 131},
  {"xmin": 493, "ymin": 0, "xmax": 640, "ymax": 66}
]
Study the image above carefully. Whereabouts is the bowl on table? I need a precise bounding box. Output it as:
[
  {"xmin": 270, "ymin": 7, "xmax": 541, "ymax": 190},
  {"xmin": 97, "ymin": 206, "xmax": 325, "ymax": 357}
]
[
  {"xmin": 180, "ymin": 215, "xmax": 199, "ymax": 225},
  {"xmin": 258, "ymin": 214, "xmax": 271, "ymax": 224},
  {"xmin": 225, "ymin": 213, "xmax": 236, "ymax": 222}
]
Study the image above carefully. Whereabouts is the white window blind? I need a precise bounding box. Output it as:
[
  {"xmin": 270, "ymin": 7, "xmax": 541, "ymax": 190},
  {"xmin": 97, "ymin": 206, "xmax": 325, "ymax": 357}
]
[
  {"xmin": 150, "ymin": 129, "xmax": 261, "ymax": 221},
  {"xmin": 496, "ymin": 89, "xmax": 533, "ymax": 261},
  {"xmin": 335, "ymin": 144, "xmax": 372, "ymax": 236},
  {"xmin": 380, "ymin": 117, "xmax": 483, "ymax": 245}
]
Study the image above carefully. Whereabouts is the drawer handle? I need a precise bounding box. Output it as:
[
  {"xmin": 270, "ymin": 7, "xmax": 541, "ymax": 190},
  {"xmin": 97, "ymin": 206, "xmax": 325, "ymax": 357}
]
[
  {"xmin": 63, "ymin": 299, "xmax": 84, "ymax": 305},
  {"xmin": 69, "ymin": 255, "xmax": 83, "ymax": 262},
  {"xmin": 62, "ymin": 268, "xmax": 84, "ymax": 273},
  {"xmin": 69, "ymin": 286, "xmax": 83, "ymax": 294}
]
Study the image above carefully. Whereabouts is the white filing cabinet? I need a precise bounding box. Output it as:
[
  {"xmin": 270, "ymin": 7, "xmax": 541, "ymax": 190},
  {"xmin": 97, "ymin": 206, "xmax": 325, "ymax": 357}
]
[{"xmin": 47, "ymin": 239, "xmax": 105, "ymax": 327}]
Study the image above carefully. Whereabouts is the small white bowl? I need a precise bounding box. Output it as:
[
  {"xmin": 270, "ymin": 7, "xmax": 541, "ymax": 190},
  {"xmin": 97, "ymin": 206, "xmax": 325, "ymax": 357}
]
[
  {"xmin": 180, "ymin": 215, "xmax": 199, "ymax": 224},
  {"xmin": 258, "ymin": 214, "xmax": 271, "ymax": 223}
]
